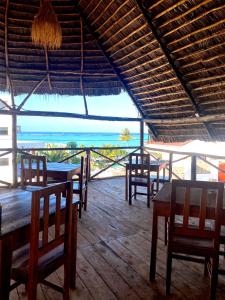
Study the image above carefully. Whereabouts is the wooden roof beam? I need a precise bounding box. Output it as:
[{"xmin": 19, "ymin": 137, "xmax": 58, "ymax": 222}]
[
  {"xmin": 144, "ymin": 113, "xmax": 225, "ymax": 125},
  {"xmin": 17, "ymin": 76, "xmax": 47, "ymax": 111},
  {"xmin": 74, "ymin": 3, "xmax": 158, "ymax": 139},
  {"xmin": 0, "ymin": 98, "xmax": 12, "ymax": 110},
  {"xmin": 0, "ymin": 109, "xmax": 142, "ymax": 122},
  {"xmin": 80, "ymin": 17, "xmax": 88, "ymax": 115},
  {"xmin": 44, "ymin": 48, "xmax": 52, "ymax": 91},
  {"xmin": 136, "ymin": 0, "xmax": 214, "ymax": 140}
]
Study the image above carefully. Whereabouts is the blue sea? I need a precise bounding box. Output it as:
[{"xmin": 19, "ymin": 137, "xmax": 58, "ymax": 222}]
[{"xmin": 17, "ymin": 132, "xmax": 149, "ymax": 147}]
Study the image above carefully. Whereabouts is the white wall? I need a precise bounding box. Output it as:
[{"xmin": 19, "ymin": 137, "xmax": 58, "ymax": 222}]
[{"xmin": 0, "ymin": 96, "xmax": 13, "ymax": 185}]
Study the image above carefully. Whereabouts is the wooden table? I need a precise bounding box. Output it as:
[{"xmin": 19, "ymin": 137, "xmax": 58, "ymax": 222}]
[
  {"xmin": 149, "ymin": 182, "xmax": 225, "ymax": 281},
  {"xmin": 45, "ymin": 162, "xmax": 81, "ymax": 181},
  {"xmin": 0, "ymin": 188, "xmax": 79, "ymax": 300},
  {"xmin": 125, "ymin": 160, "xmax": 168, "ymax": 200},
  {"xmin": 20, "ymin": 162, "xmax": 81, "ymax": 182}
]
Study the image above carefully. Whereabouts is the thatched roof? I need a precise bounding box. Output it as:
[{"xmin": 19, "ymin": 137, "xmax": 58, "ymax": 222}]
[{"xmin": 1, "ymin": 0, "xmax": 225, "ymax": 142}]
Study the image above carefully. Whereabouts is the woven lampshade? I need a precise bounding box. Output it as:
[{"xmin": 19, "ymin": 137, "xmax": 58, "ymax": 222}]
[{"xmin": 31, "ymin": 0, "xmax": 62, "ymax": 49}]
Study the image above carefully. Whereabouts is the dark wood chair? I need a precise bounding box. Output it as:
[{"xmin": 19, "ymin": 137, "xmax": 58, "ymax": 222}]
[
  {"xmin": 166, "ymin": 179, "xmax": 224, "ymax": 299},
  {"xmin": 21, "ymin": 154, "xmax": 47, "ymax": 187},
  {"xmin": 73, "ymin": 155, "xmax": 89, "ymax": 218},
  {"xmin": 10, "ymin": 181, "xmax": 73, "ymax": 300},
  {"xmin": 128, "ymin": 153, "xmax": 154, "ymax": 207}
]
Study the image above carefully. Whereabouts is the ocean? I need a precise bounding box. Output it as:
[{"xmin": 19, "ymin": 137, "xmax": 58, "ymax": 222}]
[{"xmin": 17, "ymin": 132, "xmax": 149, "ymax": 147}]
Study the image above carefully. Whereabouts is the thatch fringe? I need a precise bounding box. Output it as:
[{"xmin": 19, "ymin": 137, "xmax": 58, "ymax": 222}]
[{"xmin": 31, "ymin": 0, "xmax": 62, "ymax": 49}]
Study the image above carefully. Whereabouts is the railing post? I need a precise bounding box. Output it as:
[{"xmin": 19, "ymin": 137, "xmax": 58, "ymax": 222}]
[
  {"xmin": 12, "ymin": 111, "xmax": 17, "ymax": 187},
  {"xmin": 191, "ymin": 155, "xmax": 197, "ymax": 181},
  {"xmin": 140, "ymin": 120, "xmax": 144, "ymax": 154},
  {"xmin": 86, "ymin": 149, "xmax": 91, "ymax": 181},
  {"xmin": 169, "ymin": 152, "xmax": 173, "ymax": 181}
]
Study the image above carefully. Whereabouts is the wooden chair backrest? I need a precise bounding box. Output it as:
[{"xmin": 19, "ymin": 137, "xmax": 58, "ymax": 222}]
[
  {"xmin": 128, "ymin": 153, "xmax": 150, "ymax": 179},
  {"xmin": 29, "ymin": 181, "xmax": 73, "ymax": 277},
  {"xmin": 79, "ymin": 155, "xmax": 89, "ymax": 188},
  {"xmin": 170, "ymin": 179, "xmax": 224, "ymax": 240},
  {"xmin": 21, "ymin": 154, "xmax": 47, "ymax": 187}
]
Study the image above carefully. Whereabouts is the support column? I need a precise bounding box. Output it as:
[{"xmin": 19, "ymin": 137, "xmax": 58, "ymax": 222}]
[
  {"xmin": 12, "ymin": 112, "xmax": 17, "ymax": 187},
  {"xmin": 140, "ymin": 120, "xmax": 144, "ymax": 154},
  {"xmin": 191, "ymin": 155, "xmax": 197, "ymax": 181}
]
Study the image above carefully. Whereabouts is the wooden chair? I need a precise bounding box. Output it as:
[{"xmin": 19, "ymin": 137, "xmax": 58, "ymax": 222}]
[
  {"xmin": 10, "ymin": 181, "xmax": 73, "ymax": 300},
  {"xmin": 166, "ymin": 179, "xmax": 224, "ymax": 299},
  {"xmin": 128, "ymin": 153, "xmax": 154, "ymax": 207},
  {"xmin": 73, "ymin": 155, "xmax": 89, "ymax": 218},
  {"xmin": 21, "ymin": 154, "xmax": 47, "ymax": 187}
]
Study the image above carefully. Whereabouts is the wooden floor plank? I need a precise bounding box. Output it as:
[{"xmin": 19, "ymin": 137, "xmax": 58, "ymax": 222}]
[{"xmin": 7, "ymin": 178, "xmax": 225, "ymax": 299}]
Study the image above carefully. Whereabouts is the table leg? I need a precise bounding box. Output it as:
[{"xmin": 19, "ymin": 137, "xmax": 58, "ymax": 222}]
[
  {"xmin": 0, "ymin": 237, "xmax": 12, "ymax": 300},
  {"xmin": 70, "ymin": 205, "xmax": 78, "ymax": 289},
  {"xmin": 156, "ymin": 168, "xmax": 159, "ymax": 192},
  {"xmin": 125, "ymin": 166, "xmax": 128, "ymax": 201},
  {"xmin": 150, "ymin": 205, "xmax": 158, "ymax": 281}
]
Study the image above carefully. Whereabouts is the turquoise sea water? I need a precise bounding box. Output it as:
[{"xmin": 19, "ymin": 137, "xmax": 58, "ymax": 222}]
[{"xmin": 17, "ymin": 132, "xmax": 149, "ymax": 147}]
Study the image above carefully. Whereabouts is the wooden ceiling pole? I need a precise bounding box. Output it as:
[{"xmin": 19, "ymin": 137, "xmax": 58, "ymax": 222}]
[
  {"xmin": 144, "ymin": 113, "xmax": 225, "ymax": 125},
  {"xmin": 0, "ymin": 109, "xmax": 141, "ymax": 121},
  {"xmin": 0, "ymin": 98, "xmax": 12, "ymax": 110},
  {"xmin": 135, "ymin": 0, "xmax": 214, "ymax": 140},
  {"xmin": 80, "ymin": 17, "xmax": 88, "ymax": 115},
  {"xmin": 45, "ymin": 48, "xmax": 53, "ymax": 91},
  {"xmin": 4, "ymin": 0, "xmax": 18, "ymax": 187},
  {"xmin": 16, "ymin": 76, "xmax": 47, "ymax": 111},
  {"xmin": 74, "ymin": 3, "xmax": 158, "ymax": 139}
]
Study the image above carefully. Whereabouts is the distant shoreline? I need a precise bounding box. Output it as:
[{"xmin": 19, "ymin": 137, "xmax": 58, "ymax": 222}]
[{"xmin": 17, "ymin": 131, "xmax": 149, "ymax": 147}]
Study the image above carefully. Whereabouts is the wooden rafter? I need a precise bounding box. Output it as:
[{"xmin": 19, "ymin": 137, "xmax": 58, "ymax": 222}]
[
  {"xmin": 144, "ymin": 113, "xmax": 225, "ymax": 125},
  {"xmin": 74, "ymin": 3, "xmax": 158, "ymax": 139},
  {"xmin": 80, "ymin": 17, "xmax": 88, "ymax": 115},
  {"xmin": 136, "ymin": 0, "xmax": 214, "ymax": 140},
  {"xmin": 112, "ymin": 33, "xmax": 153, "ymax": 62},
  {"xmin": 4, "ymin": 0, "xmax": 10, "ymax": 92},
  {"xmin": 44, "ymin": 47, "xmax": 52, "ymax": 91},
  {"xmin": 0, "ymin": 98, "xmax": 12, "ymax": 110},
  {"xmin": 0, "ymin": 109, "xmax": 141, "ymax": 122},
  {"xmin": 17, "ymin": 76, "xmax": 47, "ymax": 111}
]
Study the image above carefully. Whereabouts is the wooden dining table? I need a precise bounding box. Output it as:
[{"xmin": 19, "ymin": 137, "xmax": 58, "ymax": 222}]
[
  {"xmin": 20, "ymin": 161, "xmax": 81, "ymax": 182},
  {"xmin": 45, "ymin": 162, "xmax": 81, "ymax": 181},
  {"xmin": 0, "ymin": 187, "xmax": 79, "ymax": 300},
  {"xmin": 149, "ymin": 182, "xmax": 225, "ymax": 281},
  {"xmin": 125, "ymin": 160, "xmax": 168, "ymax": 200}
]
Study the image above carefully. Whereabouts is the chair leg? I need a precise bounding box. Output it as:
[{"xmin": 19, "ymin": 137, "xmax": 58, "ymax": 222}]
[
  {"xmin": 129, "ymin": 183, "xmax": 132, "ymax": 205},
  {"xmin": 27, "ymin": 279, "xmax": 37, "ymax": 300},
  {"xmin": 164, "ymin": 217, "xmax": 168, "ymax": 246},
  {"xmin": 210, "ymin": 256, "xmax": 219, "ymax": 300},
  {"xmin": 166, "ymin": 251, "xmax": 172, "ymax": 295},
  {"xmin": 63, "ymin": 259, "xmax": 70, "ymax": 300},
  {"xmin": 134, "ymin": 186, "xmax": 137, "ymax": 200},
  {"xmin": 204, "ymin": 257, "xmax": 210, "ymax": 277},
  {"xmin": 84, "ymin": 188, "xmax": 88, "ymax": 211},
  {"xmin": 79, "ymin": 192, "xmax": 82, "ymax": 219},
  {"xmin": 147, "ymin": 185, "xmax": 150, "ymax": 208}
]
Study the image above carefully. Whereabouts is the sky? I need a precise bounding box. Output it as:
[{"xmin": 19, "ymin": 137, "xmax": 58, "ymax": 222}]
[{"xmin": 0, "ymin": 92, "xmax": 147, "ymax": 133}]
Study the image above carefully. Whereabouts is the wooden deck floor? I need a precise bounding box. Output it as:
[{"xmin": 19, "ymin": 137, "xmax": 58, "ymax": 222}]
[{"xmin": 11, "ymin": 178, "xmax": 225, "ymax": 300}]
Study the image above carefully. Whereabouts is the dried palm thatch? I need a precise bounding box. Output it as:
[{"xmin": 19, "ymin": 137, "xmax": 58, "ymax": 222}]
[
  {"xmin": 31, "ymin": 0, "xmax": 62, "ymax": 49},
  {"xmin": 1, "ymin": 0, "xmax": 225, "ymax": 142}
]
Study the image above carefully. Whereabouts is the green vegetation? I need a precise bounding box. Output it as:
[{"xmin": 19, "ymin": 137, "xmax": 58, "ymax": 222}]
[
  {"xmin": 39, "ymin": 141, "xmax": 80, "ymax": 163},
  {"xmin": 119, "ymin": 128, "xmax": 132, "ymax": 142},
  {"xmin": 38, "ymin": 141, "xmax": 129, "ymax": 177}
]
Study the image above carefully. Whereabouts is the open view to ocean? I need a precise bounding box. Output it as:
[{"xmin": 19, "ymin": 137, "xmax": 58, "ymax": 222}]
[{"xmin": 17, "ymin": 132, "xmax": 149, "ymax": 147}]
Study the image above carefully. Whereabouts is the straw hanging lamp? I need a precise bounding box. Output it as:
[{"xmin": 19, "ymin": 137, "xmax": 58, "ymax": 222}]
[{"xmin": 31, "ymin": 0, "xmax": 62, "ymax": 49}]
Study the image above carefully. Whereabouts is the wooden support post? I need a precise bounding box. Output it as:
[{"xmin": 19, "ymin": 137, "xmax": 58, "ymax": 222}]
[
  {"xmin": 169, "ymin": 153, "xmax": 173, "ymax": 181},
  {"xmin": 191, "ymin": 155, "xmax": 197, "ymax": 181},
  {"xmin": 12, "ymin": 112, "xmax": 17, "ymax": 187},
  {"xmin": 140, "ymin": 120, "xmax": 144, "ymax": 154},
  {"xmin": 86, "ymin": 149, "xmax": 91, "ymax": 181}
]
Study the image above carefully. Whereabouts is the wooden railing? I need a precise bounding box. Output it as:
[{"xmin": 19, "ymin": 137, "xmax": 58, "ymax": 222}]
[{"xmin": 1, "ymin": 145, "xmax": 225, "ymax": 187}]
